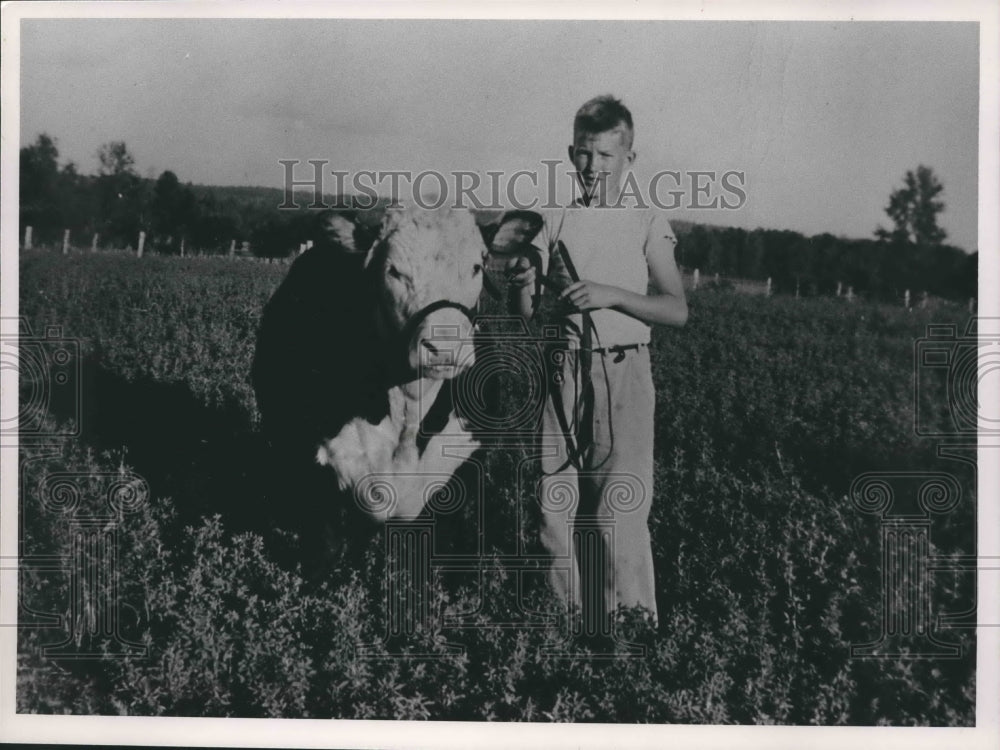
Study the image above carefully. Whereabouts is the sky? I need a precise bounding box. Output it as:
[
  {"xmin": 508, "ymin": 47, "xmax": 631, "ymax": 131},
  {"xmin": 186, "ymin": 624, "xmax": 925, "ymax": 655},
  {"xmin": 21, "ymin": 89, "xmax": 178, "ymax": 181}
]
[{"xmin": 18, "ymin": 18, "xmax": 981, "ymax": 251}]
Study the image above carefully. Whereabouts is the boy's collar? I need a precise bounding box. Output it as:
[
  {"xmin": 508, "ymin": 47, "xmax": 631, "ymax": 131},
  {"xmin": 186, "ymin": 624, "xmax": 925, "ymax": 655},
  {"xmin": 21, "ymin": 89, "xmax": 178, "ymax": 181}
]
[{"xmin": 570, "ymin": 194, "xmax": 639, "ymax": 209}]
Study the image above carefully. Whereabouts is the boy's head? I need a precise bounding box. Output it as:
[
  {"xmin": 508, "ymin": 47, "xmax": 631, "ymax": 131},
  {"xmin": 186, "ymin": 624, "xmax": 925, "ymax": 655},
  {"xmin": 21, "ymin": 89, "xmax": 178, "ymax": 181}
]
[{"xmin": 569, "ymin": 95, "xmax": 636, "ymax": 203}]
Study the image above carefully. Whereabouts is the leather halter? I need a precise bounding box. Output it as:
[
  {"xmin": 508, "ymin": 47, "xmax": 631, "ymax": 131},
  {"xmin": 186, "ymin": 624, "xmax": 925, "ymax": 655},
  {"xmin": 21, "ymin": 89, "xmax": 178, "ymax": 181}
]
[{"xmin": 400, "ymin": 298, "xmax": 479, "ymax": 347}]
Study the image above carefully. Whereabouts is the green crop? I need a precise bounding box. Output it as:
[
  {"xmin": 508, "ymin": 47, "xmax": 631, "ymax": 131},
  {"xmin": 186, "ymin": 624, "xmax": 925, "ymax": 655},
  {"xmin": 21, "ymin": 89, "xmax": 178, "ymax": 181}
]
[{"xmin": 16, "ymin": 251, "xmax": 975, "ymax": 724}]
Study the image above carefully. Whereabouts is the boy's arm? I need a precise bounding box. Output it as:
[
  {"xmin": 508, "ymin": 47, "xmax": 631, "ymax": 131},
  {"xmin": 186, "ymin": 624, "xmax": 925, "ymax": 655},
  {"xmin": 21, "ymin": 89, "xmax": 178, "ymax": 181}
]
[{"xmin": 559, "ymin": 225, "xmax": 689, "ymax": 327}]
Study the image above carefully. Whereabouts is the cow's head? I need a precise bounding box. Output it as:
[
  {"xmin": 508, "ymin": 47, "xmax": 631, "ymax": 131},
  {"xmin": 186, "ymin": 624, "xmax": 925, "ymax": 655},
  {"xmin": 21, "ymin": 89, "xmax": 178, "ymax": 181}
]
[{"xmin": 319, "ymin": 205, "xmax": 488, "ymax": 380}]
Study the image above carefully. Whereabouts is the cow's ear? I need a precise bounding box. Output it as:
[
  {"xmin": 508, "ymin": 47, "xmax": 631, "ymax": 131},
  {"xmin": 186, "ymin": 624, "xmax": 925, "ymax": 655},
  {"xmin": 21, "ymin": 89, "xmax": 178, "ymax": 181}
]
[
  {"xmin": 485, "ymin": 209, "xmax": 545, "ymax": 257},
  {"xmin": 475, "ymin": 210, "xmax": 503, "ymax": 248},
  {"xmin": 317, "ymin": 212, "xmax": 361, "ymax": 252},
  {"xmin": 316, "ymin": 208, "xmax": 386, "ymax": 260}
]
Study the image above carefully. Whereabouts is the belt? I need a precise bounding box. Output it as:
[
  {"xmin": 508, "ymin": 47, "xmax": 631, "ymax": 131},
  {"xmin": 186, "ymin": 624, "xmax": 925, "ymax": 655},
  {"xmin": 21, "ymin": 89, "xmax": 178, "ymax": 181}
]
[
  {"xmin": 589, "ymin": 342, "xmax": 647, "ymax": 355},
  {"xmin": 567, "ymin": 342, "xmax": 646, "ymax": 363}
]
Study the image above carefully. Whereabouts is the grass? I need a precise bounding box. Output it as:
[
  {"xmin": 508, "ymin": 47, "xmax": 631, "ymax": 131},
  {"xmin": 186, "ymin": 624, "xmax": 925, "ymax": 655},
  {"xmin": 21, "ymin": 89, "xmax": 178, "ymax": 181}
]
[{"xmin": 15, "ymin": 249, "xmax": 976, "ymax": 723}]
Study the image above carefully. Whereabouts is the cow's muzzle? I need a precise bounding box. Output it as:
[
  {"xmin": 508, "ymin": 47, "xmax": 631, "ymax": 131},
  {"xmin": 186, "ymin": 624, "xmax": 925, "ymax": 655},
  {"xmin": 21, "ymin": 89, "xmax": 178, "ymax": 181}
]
[{"xmin": 403, "ymin": 299, "xmax": 478, "ymax": 379}]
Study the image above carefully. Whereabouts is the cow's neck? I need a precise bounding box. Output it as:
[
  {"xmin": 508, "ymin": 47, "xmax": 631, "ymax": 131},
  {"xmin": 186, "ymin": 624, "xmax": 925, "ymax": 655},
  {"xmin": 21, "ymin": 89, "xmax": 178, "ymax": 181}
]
[
  {"xmin": 393, "ymin": 377, "xmax": 444, "ymax": 427},
  {"xmin": 386, "ymin": 377, "xmax": 445, "ymax": 460}
]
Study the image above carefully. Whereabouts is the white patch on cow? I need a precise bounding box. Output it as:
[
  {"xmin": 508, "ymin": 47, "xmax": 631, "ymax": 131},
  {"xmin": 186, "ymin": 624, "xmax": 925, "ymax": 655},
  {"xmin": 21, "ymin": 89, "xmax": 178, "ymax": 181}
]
[
  {"xmin": 316, "ymin": 379, "xmax": 480, "ymax": 520},
  {"xmin": 316, "ymin": 414, "xmax": 398, "ymax": 492}
]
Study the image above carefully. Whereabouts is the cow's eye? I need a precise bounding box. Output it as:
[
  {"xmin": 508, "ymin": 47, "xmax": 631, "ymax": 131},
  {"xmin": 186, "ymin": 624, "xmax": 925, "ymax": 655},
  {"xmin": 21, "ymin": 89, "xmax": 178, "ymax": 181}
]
[
  {"xmin": 387, "ymin": 264, "xmax": 404, "ymax": 280},
  {"xmin": 473, "ymin": 263, "xmax": 483, "ymax": 276}
]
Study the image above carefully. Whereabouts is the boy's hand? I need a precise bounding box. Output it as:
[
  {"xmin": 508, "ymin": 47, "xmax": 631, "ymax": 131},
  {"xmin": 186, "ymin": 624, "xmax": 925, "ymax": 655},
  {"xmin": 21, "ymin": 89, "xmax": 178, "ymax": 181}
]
[
  {"xmin": 559, "ymin": 280, "xmax": 622, "ymax": 311},
  {"xmin": 505, "ymin": 255, "xmax": 536, "ymax": 289}
]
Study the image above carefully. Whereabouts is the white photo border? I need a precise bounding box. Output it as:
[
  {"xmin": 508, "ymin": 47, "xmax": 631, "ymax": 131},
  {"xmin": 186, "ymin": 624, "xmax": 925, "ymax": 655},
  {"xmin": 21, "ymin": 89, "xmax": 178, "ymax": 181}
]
[{"xmin": 1, "ymin": 1, "xmax": 997, "ymax": 748}]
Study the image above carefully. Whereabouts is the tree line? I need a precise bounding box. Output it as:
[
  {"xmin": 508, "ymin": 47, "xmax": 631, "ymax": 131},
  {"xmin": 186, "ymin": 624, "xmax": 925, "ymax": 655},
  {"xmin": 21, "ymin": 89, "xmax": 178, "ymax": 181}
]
[
  {"xmin": 20, "ymin": 134, "xmax": 976, "ymax": 301},
  {"xmin": 675, "ymin": 221, "xmax": 976, "ymax": 301},
  {"xmin": 19, "ymin": 134, "xmax": 325, "ymax": 257},
  {"xmin": 675, "ymin": 165, "xmax": 975, "ymax": 301}
]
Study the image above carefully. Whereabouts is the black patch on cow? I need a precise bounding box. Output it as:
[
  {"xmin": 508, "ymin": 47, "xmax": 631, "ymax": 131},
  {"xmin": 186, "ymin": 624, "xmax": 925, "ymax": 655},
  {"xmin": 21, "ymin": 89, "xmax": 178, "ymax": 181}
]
[{"xmin": 251, "ymin": 243, "xmax": 455, "ymax": 569}]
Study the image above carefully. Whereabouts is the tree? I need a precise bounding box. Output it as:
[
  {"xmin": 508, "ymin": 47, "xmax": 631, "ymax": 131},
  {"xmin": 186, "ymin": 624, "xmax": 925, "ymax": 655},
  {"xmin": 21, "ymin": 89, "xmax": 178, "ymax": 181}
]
[
  {"xmin": 20, "ymin": 134, "xmax": 62, "ymax": 237},
  {"xmin": 875, "ymin": 165, "xmax": 947, "ymax": 247},
  {"xmin": 97, "ymin": 140, "xmax": 136, "ymax": 177},
  {"xmin": 56, "ymin": 162, "xmax": 99, "ymax": 236},
  {"xmin": 152, "ymin": 170, "xmax": 197, "ymax": 251},
  {"xmin": 19, "ymin": 134, "xmax": 98, "ymax": 243},
  {"xmin": 20, "ymin": 133, "xmax": 60, "ymax": 196},
  {"xmin": 95, "ymin": 140, "xmax": 148, "ymax": 246},
  {"xmin": 742, "ymin": 230, "xmax": 766, "ymax": 279}
]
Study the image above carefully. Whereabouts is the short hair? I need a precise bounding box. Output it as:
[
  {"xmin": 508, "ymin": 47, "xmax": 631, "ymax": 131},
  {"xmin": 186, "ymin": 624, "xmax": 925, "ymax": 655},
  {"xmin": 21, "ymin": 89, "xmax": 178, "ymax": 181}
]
[{"xmin": 573, "ymin": 95, "xmax": 634, "ymax": 149}]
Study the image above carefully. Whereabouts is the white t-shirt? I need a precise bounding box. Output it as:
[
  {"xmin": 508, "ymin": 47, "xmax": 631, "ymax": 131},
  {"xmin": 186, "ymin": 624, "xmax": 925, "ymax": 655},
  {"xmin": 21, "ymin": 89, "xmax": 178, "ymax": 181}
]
[{"xmin": 534, "ymin": 203, "xmax": 677, "ymax": 348}]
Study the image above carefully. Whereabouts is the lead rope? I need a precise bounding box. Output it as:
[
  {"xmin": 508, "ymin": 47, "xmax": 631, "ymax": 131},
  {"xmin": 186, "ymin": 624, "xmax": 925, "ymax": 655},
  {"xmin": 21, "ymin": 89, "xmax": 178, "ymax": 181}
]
[
  {"xmin": 481, "ymin": 210, "xmax": 615, "ymax": 473},
  {"xmin": 547, "ymin": 238, "xmax": 615, "ymax": 474}
]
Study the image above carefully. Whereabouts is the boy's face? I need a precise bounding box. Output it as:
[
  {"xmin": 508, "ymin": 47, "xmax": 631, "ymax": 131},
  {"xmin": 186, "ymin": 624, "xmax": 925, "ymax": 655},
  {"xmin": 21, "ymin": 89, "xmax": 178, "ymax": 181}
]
[{"xmin": 568, "ymin": 127, "xmax": 635, "ymax": 203}]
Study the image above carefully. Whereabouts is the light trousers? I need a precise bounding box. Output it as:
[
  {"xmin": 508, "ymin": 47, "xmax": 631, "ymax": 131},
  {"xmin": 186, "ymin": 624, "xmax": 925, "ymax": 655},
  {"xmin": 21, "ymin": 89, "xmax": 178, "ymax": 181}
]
[{"xmin": 538, "ymin": 344, "xmax": 657, "ymax": 627}]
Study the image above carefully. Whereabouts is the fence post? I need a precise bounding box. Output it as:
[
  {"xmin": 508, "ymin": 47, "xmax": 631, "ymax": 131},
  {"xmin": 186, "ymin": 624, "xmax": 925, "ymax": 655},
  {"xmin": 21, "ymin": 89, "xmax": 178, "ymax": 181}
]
[
  {"xmin": 180, "ymin": 237, "xmax": 185, "ymax": 258},
  {"xmin": 969, "ymin": 297, "xmax": 975, "ymax": 314},
  {"xmin": 692, "ymin": 268, "xmax": 699, "ymax": 290},
  {"xmin": 137, "ymin": 231, "xmax": 146, "ymax": 258},
  {"xmin": 920, "ymin": 291, "xmax": 928, "ymax": 309},
  {"xmin": 91, "ymin": 233, "xmax": 99, "ymax": 252},
  {"xmin": 714, "ymin": 272, "xmax": 720, "ymax": 285},
  {"xmin": 766, "ymin": 277, "xmax": 772, "ymax": 297},
  {"xmin": 229, "ymin": 239, "xmax": 236, "ymax": 257},
  {"xmin": 62, "ymin": 229, "xmax": 71, "ymax": 255},
  {"xmin": 846, "ymin": 285, "xmax": 854, "ymax": 302},
  {"xmin": 795, "ymin": 278, "xmax": 800, "ymax": 299},
  {"xmin": 836, "ymin": 281, "xmax": 842, "ymax": 297},
  {"xmin": 24, "ymin": 225, "xmax": 33, "ymax": 250},
  {"xmin": 904, "ymin": 289, "xmax": 910, "ymax": 309}
]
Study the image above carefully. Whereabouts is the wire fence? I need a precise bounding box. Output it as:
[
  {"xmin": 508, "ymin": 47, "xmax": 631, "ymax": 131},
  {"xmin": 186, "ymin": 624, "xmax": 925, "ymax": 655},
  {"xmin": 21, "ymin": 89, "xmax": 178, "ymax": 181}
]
[{"xmin": 21, "ymin": 224, "xmax": 976, "ymax": 313}]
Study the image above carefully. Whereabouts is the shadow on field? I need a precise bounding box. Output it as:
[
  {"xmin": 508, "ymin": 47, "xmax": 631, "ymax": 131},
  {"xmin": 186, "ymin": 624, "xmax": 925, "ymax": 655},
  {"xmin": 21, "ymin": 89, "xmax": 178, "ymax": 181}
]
[
  {"xmin": 62, "ymin": 357, "xmax": 489, "ymax": 575},
  {"xmin": 72, "ymin": 358, "xmax": 276, "ymax": 536}
]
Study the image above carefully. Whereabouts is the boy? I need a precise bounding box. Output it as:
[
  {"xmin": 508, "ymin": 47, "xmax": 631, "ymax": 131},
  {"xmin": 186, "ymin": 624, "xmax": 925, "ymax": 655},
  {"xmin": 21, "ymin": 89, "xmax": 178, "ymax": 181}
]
[{"xmin": 507, "ymin": 95, "xmax": 687, "ymax": 630}]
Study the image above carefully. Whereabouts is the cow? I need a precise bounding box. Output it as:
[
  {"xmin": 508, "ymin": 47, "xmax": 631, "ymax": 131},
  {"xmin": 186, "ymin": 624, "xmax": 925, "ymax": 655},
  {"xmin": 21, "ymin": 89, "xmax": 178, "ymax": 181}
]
[{"xmin": 251, "ymin": 205, "xmax": 496, "ymax": 567}]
